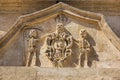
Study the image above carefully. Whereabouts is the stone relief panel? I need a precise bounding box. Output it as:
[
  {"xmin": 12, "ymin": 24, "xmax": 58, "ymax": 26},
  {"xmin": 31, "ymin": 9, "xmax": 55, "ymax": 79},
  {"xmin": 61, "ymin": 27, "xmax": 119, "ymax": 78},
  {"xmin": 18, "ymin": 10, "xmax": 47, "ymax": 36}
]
[
  {"xmin": 75, "ymin": 29, "xmax": 91, "ymax": 68},
  {"xmin": 22, "ymin": 18, "xmax": 120, "ymax": 68},
  {"xmin": 65, "ymin": 18, "xmax": 120, "ymax": 68},
  {"xmin": 26, "ymin": 29, "xmax": 39, "ymax": 66},
  {"xmin": 0, "ymin": 15, "xmax": 119, "ymax": 68},
  {"xmin": 23, "ymin": 28, "xmax": 41, "ymax": 67},
  {"xmin": 39, "ymin": 23, "xmax": 97, "ymax": 68},
  {"xmin": 40, "ymin": 23, "xmax": 73, "ymax": 68}
]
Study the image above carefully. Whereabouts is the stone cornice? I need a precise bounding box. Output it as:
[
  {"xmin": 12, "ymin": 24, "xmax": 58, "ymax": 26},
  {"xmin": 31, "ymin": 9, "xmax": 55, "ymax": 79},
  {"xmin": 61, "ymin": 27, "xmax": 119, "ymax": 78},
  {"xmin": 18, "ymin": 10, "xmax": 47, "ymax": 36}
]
[{"xmin": 0, "ymin": 2, "xmax": 119, "ymax": 52}]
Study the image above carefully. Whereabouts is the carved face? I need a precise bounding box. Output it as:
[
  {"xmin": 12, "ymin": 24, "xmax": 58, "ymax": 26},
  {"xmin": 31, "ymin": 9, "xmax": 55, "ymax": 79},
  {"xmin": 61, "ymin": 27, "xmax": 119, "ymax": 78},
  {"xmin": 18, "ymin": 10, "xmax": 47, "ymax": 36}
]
[
  {"xmin": 79, "ymin": 29, "xmax": 87, "ymax": 38},
  {"xmin": 54, "ymin": 41, "xmax": 65, "ymax": 49},
  {"xmin": 56, "ymin": 23, "xmax": 64, "ymax": 34},
  {"xmin": 29, "ymin": 29, "xmax": 37, "ymax": 38}
]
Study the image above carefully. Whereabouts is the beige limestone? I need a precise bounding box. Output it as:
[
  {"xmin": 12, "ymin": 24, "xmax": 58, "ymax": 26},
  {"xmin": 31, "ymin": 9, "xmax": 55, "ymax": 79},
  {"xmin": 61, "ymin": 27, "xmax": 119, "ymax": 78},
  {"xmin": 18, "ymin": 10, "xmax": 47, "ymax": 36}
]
[
  {"xmin": 0, "ymin": 30, "xmax": 6, "ymax": 38},
  {"xmin": 0, "ymin": 2, "xmax": 119, "ymax": 80},
  {"xmin": 26, "ymin": 29, "xmax": 39, "ymax": 66},
  {"xmin": 40, "ymin": 23, "xmax": 73, "ymax": 68},
  {"xmin": 0, "ymin": 2, "xmax": 119, "ymax": 68},
  {"xmin": 75, "ymin": 29, "xmax": 91, "ymax": 68},
  {"xmin": 0, "ymin": 0, "xmax": 119, "ymax": 37},
  {"xmin": 0, "ymin": 67, "xmax": 120, "ymax": 80}
]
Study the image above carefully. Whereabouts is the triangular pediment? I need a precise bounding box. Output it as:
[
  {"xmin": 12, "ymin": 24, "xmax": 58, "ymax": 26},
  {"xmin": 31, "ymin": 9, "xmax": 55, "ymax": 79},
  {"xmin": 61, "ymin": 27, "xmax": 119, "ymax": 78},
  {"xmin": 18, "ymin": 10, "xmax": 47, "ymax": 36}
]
[
  {"xmin": 0, "ymin": 2, "xmax": 119, "ymax": 67},
  {"xmin": 0, "ymin": 2, "xmax": 119, "ymax": 50}
]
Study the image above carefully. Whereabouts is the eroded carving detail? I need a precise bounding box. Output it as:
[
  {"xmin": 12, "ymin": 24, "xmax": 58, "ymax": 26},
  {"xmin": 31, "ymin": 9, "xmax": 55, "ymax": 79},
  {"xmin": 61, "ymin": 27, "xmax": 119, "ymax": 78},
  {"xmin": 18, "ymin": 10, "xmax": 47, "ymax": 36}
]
[
  {"xmin": 41, "ymin": 23, "xmax": 73, "ymax": 68},
  {"xmin": 55, "ymin": 14, "xmax": 68, "ymax": 23},
  {"xmin": 26, "ymin": 29, "xmax": 39, "ymax": 66},
  {"xmin": 76, "ymin": 29, "xmax": 91, "ymax": 68}
]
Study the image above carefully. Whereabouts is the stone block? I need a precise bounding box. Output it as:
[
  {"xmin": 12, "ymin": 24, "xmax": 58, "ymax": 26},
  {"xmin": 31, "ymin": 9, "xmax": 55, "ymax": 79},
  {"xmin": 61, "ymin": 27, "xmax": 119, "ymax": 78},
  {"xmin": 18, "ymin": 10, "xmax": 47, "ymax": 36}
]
[
  {"xmin": 112, "ymin": 77, "xmax": 120, "ymax": 80},
  {"xmin": 0, "ymin": 67, "xmax": 37, "ymax": 80},
  {"xmin": 36, "ymin": 68, "xmax": 98, "ymax": 80},
  {"xmin": 98, "ymin": 68, "xmax": 120, "ymax": 77},
  {"xmin": 15, "ymin": 67, "xmax": 36, "ymax": 80},
  {"xmin": 0, "ymin": 67, "xmax": 16, "ymax": 80},
  {"xmin": 0, "ymin": 67, "xmax": 120, "ymax": 80}
]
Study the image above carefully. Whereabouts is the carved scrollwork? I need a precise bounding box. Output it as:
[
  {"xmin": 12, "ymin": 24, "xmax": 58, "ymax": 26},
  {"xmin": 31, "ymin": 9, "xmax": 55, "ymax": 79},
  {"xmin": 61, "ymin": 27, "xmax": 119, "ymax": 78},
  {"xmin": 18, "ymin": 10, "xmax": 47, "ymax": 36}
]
[
  {"xmin": 41, "ymin": 23, "xmax": 73, "ymax": 68},
  {"xmin": 25, "ymin": 23, "xmax": 93, "ymax": 68}
]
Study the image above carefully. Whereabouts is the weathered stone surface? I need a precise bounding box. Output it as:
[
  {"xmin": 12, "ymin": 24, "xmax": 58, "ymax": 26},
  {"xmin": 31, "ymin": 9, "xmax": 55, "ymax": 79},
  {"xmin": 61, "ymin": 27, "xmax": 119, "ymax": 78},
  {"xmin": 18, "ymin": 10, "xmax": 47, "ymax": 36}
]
[
  {"xmin": 112, "ymin": 77, "xmax": 120, "ymax": 80},
  {"xmin": 0, "ymin": 13, "xmax": 21, "ymax": 32},
  {"xmin": 0, "ymin": 67, "xmax": 119, "ymax": 80},
  {"xmin": 99, "ymin": 68, "xmax": 120, "ymax": 77},
  {"xmin": 105, "ymin": 16, "xmax": 120, "ymax": 38},
  {"xmin": 37, "ymin": 68, "xmax": 98, "ymax": 80},
  {"xmin": 16, "ymin": 67, "xmax": 36, "ymax": 80},
  {"xmin": 0, "ymin": 67, "xmax": 37, "ymax": 80},
  {"xmin": 0, "ymin": 30, "xmax": 6, "ymax": 38},
  {"xmin": 0, "ymin": 1, "xmax": 119, "ymax": 80},
  {"xmin": 0, "ymin": 67, "xmax": 16, "ymax": 80},
  {"xmin": 0, "ymin": 1, "xmax": 119, "ymax": 38},
  {"xmin": 0, "ymin": 2, "xmax": 119, "ymax": 68}
]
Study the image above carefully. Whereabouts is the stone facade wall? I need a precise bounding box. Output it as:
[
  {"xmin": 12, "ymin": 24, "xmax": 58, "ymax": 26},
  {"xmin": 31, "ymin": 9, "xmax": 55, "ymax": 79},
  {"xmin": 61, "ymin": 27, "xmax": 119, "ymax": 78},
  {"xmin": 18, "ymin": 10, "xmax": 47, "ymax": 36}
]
[
  {"xmin": 0, "ymin": 2, "xmax": 119, "ymax": 67},
  {"xmin": 65, "ymin": 0, "xmax": 120, "ymax": 15},
  {"xmin": 0, "ymin": 0, "xmax": 119, "ymax": 15},
  {"xmin": 0, "ymin": 0, "xmax": 55, "ymax": 13},
  {"xmin": 0, "ymin": 0, "xmax": 119, "ymax": 38},
  {"xmin": 0, "ymin": 13, "xmax": 119, "ymax": 67},
  {"xmin": 0, "ymin": 1, "xmax": 119, "ymax": 79},
  {"xmin": 0, "ymin": 67, "xmax": 120, "ymax": 80},
  {"xmin": 0, "ymin": 0, "xmax": 55, "ymax": 32}
]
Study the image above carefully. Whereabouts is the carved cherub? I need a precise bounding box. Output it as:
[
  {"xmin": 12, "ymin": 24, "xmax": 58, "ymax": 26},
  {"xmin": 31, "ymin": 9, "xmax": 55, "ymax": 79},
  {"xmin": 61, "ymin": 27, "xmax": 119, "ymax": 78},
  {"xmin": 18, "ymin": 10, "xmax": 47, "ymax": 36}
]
[
  {"xmin": 75, "ymin": 29, "xmax": 91, "ymax": 68},
  {"xmin": 26, "ymin": 29, "xmax": 39, "ymax": 66}
]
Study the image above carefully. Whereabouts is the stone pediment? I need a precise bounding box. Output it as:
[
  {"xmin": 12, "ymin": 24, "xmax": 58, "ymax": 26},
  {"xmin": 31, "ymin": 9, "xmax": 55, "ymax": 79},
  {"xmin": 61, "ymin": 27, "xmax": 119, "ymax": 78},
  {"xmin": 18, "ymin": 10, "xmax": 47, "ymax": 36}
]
[{"xmin": 0, "ymin": 2, "xmax": 120, "ymax": 68}]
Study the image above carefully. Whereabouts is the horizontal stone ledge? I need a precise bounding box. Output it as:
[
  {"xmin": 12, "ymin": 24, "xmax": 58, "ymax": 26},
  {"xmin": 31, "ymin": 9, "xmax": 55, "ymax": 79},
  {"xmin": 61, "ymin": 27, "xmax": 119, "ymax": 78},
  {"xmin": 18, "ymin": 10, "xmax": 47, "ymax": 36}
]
[
  {"xmin": 0, "ymin": 67, "xmax": 36, "ymax": 80},
  {"xmin": 0, "ymin": 67, "xmax": 120, "ymax": 80},
  {"xmin": 98, "ymin": 68, "xmax": 120, "ymax": 77},
  {"xmin": 0, "ymin": 67, "xmax": 98, "ymax": 75},
  {"xmin": 36, "ymin": 67, "xmax": 97, "ymax": 77}
]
